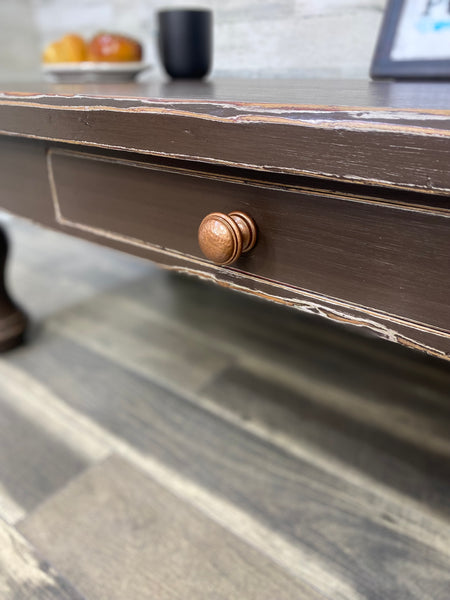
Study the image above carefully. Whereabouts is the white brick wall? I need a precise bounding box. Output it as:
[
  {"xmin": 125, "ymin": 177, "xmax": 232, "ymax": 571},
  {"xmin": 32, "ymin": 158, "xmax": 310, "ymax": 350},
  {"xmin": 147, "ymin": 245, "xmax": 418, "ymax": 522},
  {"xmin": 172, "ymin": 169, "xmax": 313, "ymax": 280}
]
[{"xmin": 0, "ymin": 0, "xmax": 387, "ymax": 80}]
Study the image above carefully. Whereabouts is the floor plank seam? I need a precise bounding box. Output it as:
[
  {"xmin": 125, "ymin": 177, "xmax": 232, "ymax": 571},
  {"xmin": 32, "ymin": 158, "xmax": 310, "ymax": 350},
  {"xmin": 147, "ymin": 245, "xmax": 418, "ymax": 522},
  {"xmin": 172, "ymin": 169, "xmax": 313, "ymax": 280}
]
[
  {"xmin": 5, "ymin": 323, "xmax": 450, "ymax": 563},
  {"xmin": 36, "ymin": 325, "xmax": 450, "ymax": 555},
  {"xmin": 0, "ymin": 361, "xmax": 368, "ymax": 598},
  {"xmin": 0, "ymin": 515, "xmax": 89, "ymax": 600},
  {"xmin": 14, "ymin": 454, "xmax": 115, "ymax": 529},
  {"xmin": 1, "ymin": 355, "xmax": 449, "ymax": 567}
]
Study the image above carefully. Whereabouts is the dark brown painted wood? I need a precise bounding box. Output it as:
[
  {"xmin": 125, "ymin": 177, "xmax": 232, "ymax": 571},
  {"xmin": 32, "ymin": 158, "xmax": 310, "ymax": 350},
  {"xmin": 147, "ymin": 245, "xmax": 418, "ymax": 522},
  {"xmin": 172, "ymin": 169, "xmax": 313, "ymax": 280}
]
[
  {"xmin": 0, "ymin": 137, "xmax": 54, "ymax": 223},
  {"xmin": 0, "ymin": 224, "xmax": 27, "ymax": 351},
  {"xmin": 0, "ymin": 80, "xmax": 450, "ymax": 193},
  {"xmin": 2, "ymin": 78, "xmax": 450, "ymax": 109},
  {"xmin": 48, "ymin": 148, "xmax": 450, "ymax": 335},
  {"xmin": 0, "ymin": 81, "xmax": 449, "ymax": 358},
  {"xmin": 0, "ymin": 136, "xmax": 448, "ymax": 358}
]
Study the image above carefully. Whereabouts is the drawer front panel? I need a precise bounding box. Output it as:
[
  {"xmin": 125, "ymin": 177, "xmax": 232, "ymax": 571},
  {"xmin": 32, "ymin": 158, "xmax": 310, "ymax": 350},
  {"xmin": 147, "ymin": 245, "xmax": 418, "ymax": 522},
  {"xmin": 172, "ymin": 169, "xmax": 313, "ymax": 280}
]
[{"xmin": 49, "ymin": 149, "xmax": 450, "ymax": 330}]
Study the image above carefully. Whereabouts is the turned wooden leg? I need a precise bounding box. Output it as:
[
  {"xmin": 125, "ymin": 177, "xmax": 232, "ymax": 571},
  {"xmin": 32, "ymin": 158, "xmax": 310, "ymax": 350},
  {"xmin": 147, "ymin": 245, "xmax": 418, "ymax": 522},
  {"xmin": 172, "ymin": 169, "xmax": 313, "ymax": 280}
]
[{"xmin": 0, "ymin": 224, "xmax": 27, "ymax": 352}]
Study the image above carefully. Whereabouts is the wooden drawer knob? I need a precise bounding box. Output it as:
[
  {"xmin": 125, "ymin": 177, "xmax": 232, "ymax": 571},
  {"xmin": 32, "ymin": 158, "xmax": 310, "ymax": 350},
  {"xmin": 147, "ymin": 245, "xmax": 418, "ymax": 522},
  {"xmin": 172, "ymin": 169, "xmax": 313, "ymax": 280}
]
[{"xmin": 198, "ymin": 211, "xmax": 257, "ymax": 266}]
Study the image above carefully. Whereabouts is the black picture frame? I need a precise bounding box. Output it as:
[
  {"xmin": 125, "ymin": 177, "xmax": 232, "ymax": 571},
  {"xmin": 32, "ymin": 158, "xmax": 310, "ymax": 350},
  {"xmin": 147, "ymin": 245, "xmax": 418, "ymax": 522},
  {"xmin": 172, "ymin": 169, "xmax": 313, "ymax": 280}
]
[{"xmin": 370, "ymin": 0, "xmax": 450, "ymax": 79}]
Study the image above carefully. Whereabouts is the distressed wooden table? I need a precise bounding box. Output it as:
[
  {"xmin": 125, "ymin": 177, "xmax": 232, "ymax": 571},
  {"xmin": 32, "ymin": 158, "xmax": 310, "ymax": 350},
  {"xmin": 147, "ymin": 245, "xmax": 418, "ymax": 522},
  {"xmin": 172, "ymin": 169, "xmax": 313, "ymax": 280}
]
[{"xmin": 0, "ymin": 79, "xmax": 449, "ymax": 358}]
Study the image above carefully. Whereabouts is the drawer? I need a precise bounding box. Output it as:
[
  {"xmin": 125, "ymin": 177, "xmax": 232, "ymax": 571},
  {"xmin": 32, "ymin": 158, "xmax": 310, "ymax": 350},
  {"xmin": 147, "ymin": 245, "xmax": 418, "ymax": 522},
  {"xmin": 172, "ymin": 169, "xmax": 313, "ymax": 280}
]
[{"xmin": 48, "ymin": 149, "xmax": 450, "ymax": 331}]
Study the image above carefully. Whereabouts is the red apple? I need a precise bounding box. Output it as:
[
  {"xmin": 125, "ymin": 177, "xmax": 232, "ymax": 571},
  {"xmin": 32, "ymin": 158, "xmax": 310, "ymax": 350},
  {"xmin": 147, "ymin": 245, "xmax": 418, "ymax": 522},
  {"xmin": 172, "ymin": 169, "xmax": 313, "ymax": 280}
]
[{"xmin": 87, "ymin": 33, "xmax": 142, "ymax": 62}]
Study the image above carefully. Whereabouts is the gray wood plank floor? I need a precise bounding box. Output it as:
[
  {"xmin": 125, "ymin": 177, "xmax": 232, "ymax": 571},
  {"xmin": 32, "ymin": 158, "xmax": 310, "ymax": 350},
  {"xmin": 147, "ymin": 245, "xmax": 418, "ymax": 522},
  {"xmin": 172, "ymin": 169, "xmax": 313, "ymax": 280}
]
[
  {"xmin": 0, "ymin": 517, "xmax": 84, "ymax": 600},
  {"xmin": 1, "ymin": 216, "xmax": 450, "ymax": 600}
]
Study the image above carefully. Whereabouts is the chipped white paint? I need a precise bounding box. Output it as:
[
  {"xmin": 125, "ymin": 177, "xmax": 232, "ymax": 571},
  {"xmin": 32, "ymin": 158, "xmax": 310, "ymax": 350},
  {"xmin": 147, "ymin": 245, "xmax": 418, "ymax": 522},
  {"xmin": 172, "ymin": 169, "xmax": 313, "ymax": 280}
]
[
  {"xmin": 1, "ymin": 93, "xmax": 448, "ymax": 195},
  {"xmin": 48, "ymin": 147, "xmax": 450, "ymax": 217},
  {"xmin": 2, "ymin": 95, "xmax": 449, "ymax": 140},
  {"xmin": 7, "ymin": 123, "xmax": 445, "ymax": 198},
  {"xmin": 354, "ymin": 110, "xmax": 450, "ymax": 122},
  {"xmin": 45, "ymin": 148, "xmax": 450, "ymax": 354},
  {"xmin": 4, "ymin": 92, "xmax": 449, "ymax": 116},
  {"xmin": 169, "ymin": 264, "xmax": 450, "ymax": 346}
]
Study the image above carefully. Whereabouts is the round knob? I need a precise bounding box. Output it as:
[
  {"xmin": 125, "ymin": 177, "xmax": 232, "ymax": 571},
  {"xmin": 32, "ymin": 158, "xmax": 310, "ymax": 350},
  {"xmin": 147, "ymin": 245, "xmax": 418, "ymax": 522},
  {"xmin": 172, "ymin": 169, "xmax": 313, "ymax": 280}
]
[{"xmin": 198, "ymin": 211, "xmax": 257, "ymax": 266}]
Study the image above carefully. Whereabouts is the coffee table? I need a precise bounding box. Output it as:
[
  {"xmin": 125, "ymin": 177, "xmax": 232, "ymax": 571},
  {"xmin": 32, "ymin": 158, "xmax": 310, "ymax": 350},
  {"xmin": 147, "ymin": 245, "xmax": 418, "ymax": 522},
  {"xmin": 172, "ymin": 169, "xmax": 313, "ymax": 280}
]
[{"xmin": 0, "ymin": 79, "xmax": 449, "ymax": 359}]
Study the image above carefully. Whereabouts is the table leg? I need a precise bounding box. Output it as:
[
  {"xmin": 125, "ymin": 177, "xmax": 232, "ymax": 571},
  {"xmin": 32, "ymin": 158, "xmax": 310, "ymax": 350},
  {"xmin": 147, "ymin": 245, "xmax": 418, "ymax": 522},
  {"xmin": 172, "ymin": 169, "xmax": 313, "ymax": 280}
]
[{"xmin": 0, "ymin": 224, "xmax": 27, "ymax": 352}]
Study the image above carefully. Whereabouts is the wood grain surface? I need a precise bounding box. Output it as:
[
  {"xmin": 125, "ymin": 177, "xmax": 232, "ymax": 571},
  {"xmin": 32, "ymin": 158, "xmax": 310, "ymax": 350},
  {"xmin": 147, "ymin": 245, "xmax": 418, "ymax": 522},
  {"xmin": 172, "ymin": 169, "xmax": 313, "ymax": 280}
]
[
  {"xmin": 20, "ymin": 456, "xmax": 322, "ymax": 600},
  {"xmin": 0, "ymin": 218, "xmax": 449, "ymax": 600},
  {"xmin": 0, "ymin": 398, "xmax": 89, "ymax": 515},
  {"xmin": 0, "ymin": 80, "xmax": 449, "ymax": 358},
  {"xmin": 49, "ymin": 148, "xmax": 450, "ymax": 331},
  {"xmin": 0, "ymin": 517, "xmax": 84, "ymax": 600},
  {"xmin": 1, "ymin": 80, "xmax": 450, "ymax": 193},
  {"xmin": 0, "ymin": 134, "xmax": 448, "ymax": 358},
  {"xmin": 10, "ymin": 331, "xmax": 450, "ymax": 599}
]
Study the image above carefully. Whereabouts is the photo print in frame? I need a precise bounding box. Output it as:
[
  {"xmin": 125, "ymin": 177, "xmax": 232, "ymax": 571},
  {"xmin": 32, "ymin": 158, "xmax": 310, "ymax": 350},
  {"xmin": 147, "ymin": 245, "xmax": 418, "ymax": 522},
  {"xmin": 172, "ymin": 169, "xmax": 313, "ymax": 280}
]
[{"xmin": 371, "ymin": 0, "xmax": 450, "ymax": 78}]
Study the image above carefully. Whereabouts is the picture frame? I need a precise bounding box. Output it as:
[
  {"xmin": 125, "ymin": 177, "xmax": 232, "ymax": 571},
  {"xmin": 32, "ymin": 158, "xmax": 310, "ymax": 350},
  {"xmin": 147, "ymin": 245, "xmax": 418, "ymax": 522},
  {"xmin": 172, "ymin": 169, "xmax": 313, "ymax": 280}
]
[{"xmin": 370, "ymin": 0, "xmax": 450, "ymax": 79}]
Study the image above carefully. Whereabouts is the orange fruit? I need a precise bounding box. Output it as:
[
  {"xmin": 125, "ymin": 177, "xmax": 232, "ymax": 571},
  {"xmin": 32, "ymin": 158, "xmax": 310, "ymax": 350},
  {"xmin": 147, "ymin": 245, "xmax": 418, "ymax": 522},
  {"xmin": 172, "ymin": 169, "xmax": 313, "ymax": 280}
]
[{"xmin": 42, "ymin": 34, "xmax": 87, "ymax": 63}]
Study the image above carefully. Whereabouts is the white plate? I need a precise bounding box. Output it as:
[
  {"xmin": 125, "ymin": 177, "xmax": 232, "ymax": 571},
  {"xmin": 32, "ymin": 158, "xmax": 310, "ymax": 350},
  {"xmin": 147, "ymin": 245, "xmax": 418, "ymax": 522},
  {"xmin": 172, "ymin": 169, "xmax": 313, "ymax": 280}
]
[{"xmin": 42, "ymin": 62, "xmax": 151, "ymax": 83}]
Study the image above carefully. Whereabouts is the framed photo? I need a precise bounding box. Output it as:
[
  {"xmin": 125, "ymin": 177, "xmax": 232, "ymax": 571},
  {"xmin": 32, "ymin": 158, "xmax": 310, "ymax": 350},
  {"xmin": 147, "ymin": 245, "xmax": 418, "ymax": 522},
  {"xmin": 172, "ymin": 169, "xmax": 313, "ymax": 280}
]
[{"xmin": 371, "ymin": 0, "xmax": 450, "ymax": 79}]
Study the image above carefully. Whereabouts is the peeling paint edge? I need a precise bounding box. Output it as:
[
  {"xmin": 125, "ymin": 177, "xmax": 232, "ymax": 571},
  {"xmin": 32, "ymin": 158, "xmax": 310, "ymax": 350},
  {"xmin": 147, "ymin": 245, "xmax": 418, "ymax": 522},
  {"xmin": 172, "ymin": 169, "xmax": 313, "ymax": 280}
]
[
  {"xmin": 3, "ymin": 129, "xmax": 449, "ymax": 196},
  {"xmin": 163, "ymin": 265, "xmax": 449, "ymax": 361},
  {"xmin": 46, "ymin": 149, "xmax": 450, "ymax": 345},
  {"xmin": 2, "ymin": 91, "xmax": 450, "ymax": 117},
  {"xmin": 1, "ymin": 99, "xmax": 450, "ymax": 139}
]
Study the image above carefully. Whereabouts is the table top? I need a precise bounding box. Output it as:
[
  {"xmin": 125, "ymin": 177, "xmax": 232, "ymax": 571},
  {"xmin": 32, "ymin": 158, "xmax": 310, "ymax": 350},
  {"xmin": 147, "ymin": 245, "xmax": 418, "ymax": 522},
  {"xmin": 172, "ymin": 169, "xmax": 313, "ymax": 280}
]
[
  {"xmin": 1, "ymin": 79, "xmax": 449, "ymax": 359},
  {"xmin": 1, "ymin": 79, "xmax": 449, "ymax": 194},
  {"xmin": 2, "ymin": 78, "xmax": 450, "ymax": 110}
]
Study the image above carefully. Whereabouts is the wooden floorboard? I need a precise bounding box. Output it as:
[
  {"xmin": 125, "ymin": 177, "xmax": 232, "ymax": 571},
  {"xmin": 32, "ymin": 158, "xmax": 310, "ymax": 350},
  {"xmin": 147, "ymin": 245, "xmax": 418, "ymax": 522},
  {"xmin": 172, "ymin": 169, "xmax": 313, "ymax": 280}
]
[
  {"xmin": 44, "ymin": 280, "xmax": 450, "ymax": 458},
  {"xmin": 44, "ymin": 291, "xmax": 234, "ymax": 395},
  {"xmin": 0, "ymin": 216, "xmax": 449, "ymax": 600},
  {"xmin": 199, "ymin": 365, "xmax": 450, "ymax": 519},
  {"xmin": 0, "ymin": 517, "xmax": 85, "ymax": 600},
  {"xmin": 0, "ymin": 395, "xmax": 90, "ymax": 516},
  {"xmin": 19, "ymin": 456, "xmax": 321, "ymax": 600},
  {"xmin": 6, "ymin": 330, "xmax": 450, "ymax": 599},
  {"xmin": 40, "ymin": 268, "xmax": 450, "ymax": 517},
  {"xmin": 109, "ymin": 272, "xmax": 450, "ymax": 392}
]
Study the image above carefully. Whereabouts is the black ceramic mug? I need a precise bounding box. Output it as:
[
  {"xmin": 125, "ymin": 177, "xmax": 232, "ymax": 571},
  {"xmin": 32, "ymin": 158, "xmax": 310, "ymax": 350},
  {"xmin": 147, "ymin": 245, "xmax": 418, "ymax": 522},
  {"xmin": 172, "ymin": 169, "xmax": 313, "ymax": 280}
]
[{"xmin": 158, "ymin": 9, "xmax": 212, "ymax": 79}]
